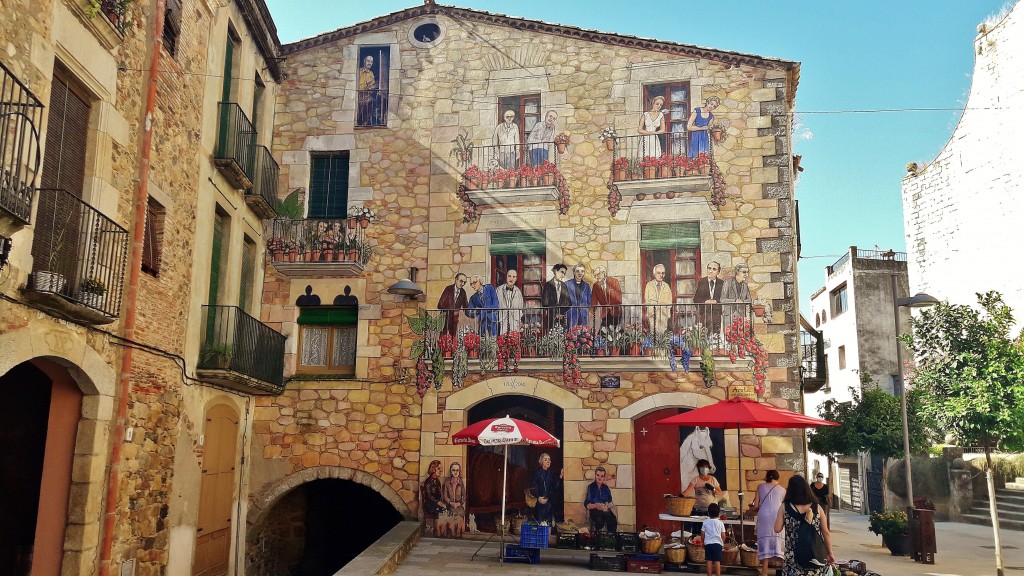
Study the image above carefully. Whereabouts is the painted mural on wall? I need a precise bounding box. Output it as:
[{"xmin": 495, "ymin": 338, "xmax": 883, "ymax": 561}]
[{"xmin": 357, "ymin": 46, "xmax": 389, "ymax": 127}]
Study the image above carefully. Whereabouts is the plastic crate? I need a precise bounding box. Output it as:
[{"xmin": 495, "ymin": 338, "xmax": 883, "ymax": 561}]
[
  {"xmin": 617, "ymin": 532, "xmax": 640, "ymax": 553},
  {"xmin": 626, "ymin": 553, "xmax": 663, "ymax": 573},
  {"xmin": 519, "ymin": 521, "xmax": 551, "ymax": 549},
  {"xmin": 590, "ymin": 553, "xmax": 627, "ymax": 572},
  {"xmin": 598, "ymin": 531, "xmax": 619, "ymax": 550},
  {"xmin": 661, "ymin": 562, "xmax": 689, "ymax": 573},
  {"xmin": 504, "ymin": 544, "xmax": 541, "ymax": 564},
  {"xmin": 557, "ymin": 532, "xmax": 579, "ymax": 549}
]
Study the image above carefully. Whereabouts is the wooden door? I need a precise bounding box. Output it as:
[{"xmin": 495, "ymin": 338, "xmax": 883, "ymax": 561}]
[
  {"xmin": 193, "ymin": 404, "xmax": 238, "ymax": 576},
  {"xmin": 633, "ymin": 408, "xmax": 682, "ymax": 536}
]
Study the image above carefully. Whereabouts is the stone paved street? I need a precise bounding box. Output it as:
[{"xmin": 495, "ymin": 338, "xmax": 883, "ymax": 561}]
[{"xmin": 391, "ymin": 511, "xmax": 1024, "ymax": 575}]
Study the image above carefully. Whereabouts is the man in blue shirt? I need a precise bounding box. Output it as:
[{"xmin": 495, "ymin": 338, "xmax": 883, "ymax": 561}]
[{"xmin": 583, "ymin": 466, "xmax": 617, "ymax": 532}]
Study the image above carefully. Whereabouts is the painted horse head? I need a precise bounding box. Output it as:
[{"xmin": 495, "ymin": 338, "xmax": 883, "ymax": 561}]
[{"xmin": 679, "ymin": 426, "xmax": 715, "ymax": 491}]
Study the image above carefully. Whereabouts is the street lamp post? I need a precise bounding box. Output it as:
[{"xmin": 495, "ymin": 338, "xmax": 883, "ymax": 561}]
[{"xmin": 890, "ymin": 275, "xmax": 939, "ymax": 508}]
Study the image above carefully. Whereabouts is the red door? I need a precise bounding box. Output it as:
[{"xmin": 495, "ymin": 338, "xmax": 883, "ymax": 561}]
[{"xmin": 633, "ymin": 408, "xmax": 681, "ymax": 536}]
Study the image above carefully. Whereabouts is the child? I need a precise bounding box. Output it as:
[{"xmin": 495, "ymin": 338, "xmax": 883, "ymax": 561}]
[{"xmin": 701, "ymin": 503, "xmax": 725, "ymax": 576}]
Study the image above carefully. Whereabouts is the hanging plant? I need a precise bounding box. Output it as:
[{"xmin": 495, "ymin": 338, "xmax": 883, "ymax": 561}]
[
  {"xmin": 408, "ymin": 310, "xmax": 447, "ymax": 395},
  {"xmin": 496, "ymin": 330, "xmax": 522, "ymax": 373},
  {"xmin": 456, "ymin": 179, "xmax": 479, "ymax": 222},
  {"xmin": 607, "ymin": 181, "xmax": 622, "ymax": 216},
  {"xmin": 555, "ymin": 171, "xmax": 571, "ymax": 215},
  {"xmin": 563, "ymin": 326, "xmax": 593, "ymax": 389},
  {"xmin": 724, "ymin": 317, "xmax": 770, "ymax": 395},
  {"xmin": 702, "ymin": 347, "xmax": 716, "ymax": 388},
  {"xmin": 452, "ymin": 327, "xmax": 470, "ymax": 389}
]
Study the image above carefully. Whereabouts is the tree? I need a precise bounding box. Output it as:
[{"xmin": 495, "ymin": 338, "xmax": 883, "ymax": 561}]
[{"xmin": 903, "ymin": 291, "xmax": 1024, "ymax": 576}]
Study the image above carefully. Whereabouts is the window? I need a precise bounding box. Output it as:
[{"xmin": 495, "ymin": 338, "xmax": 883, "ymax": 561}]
[
  {"xmin": 356, "ymin": 46, "xmax": 390, "ymax": 127},
  {"xmin": 643, "ymin": 82, "xmax": 690, "ymax": 155},
  {"xmin": 222, "ymin": 26, "xmax": 241, "ymax": 103},
  {"xmin": 142, "ymin": 197, "xmax": 165, "ymax": 276},
  {"xmin": 831, "ymin": 284, "xmax": 848, "ymax": 317},
  {"xmin": 308, "ymin": 153, "xmax": 349, "ymax": 218},
  {"xmin": 838, "ymin": 345, "xmax": 846, "ymax": 370},
  {"xmin": 489, "ymin": 230, "xmax": 545, "ymax": 310},
  {"xmin": 238, "ymin": 236, "xmax": 256, "ymax": 313},
  {"xmin": 297, "ymin": 307, "xmax": 358, "ymax": 375},
  {"xmin": 639, "ymin": 223, "xmax": 701, "ymax": 302},
  {"xmin": 815, "ymin": 312, "xmax": 820, "ymax": 327},
  {"xmin": 498, "ymin": 94, "xmax": 541, "ymax": 143},
  {"xmin": 208, "ymin": 209, "xmax": 228, "ymax": 305},
  {"xmin": 40, "ymin": 65, "xmax": 90, "ymax": 197},
  {"xmin": 163, "ymin": 0, "xmax": 182, "ymax": 57},
  {"xmin": 822, "ymin": 309, "xmax": 828, "ymax": 324}
]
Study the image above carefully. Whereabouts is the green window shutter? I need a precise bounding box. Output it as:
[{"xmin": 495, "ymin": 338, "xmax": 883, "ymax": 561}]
[
  {"xmin": 208, "ymin": 213, "xmax": 224, "ymax": 305},
  {"xmin": 239, "ymin": 238, "xmax": 256, "ymax": 312},
  {"xmin": 309, "ymin": 154, "xmax": 349, "ymax": 218},
  {"xmin": 489, "ymin": 230, "xmax": 546, "ymax": 256},
  {"xmin": 221, "ymin": 34, "xmax": 234, "ymax": 103},
  {"xmin": 640, "ymin": 222, "xmax": 700, "ymax": 250},
  {"xmin": 297, "ymin": 307, "xmax": 359, "ymax": 326}
]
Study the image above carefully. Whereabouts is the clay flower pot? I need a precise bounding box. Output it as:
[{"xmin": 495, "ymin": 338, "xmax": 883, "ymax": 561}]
[{"xmin": 604, "ymin": 138, "xmax": 614, "ymax": 151}]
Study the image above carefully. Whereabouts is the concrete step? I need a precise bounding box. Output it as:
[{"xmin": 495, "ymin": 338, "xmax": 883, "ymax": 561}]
[
  {"xmin": 971, "ymin": 502, "xmax": 1024, "ymax": 519},
  {"xmin": 1005, "ymin": 481, "xmax": 1024, "ymax": 490},
  {"xmin": 960, "ymin": 512, "xmax": 1024, "ymax": 531},
  {"xmin": 996, "ymin": 490, "xmax": 1024, "ymax": 504}
]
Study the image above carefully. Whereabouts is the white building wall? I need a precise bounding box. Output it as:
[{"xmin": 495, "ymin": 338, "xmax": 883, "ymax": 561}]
[{"xmin": 902, "ymin": 2, "xmax": 1024, "ymax": 323}]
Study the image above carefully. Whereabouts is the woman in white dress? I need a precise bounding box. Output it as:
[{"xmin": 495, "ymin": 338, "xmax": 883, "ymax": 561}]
[{"xmin": 638, "ymin": 95, "xmax": 668, "ymax": 158}]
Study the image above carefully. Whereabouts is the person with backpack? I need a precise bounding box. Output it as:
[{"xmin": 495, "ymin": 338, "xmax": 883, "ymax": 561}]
[{"xmin": 773, "ymin": 475, "xmax": 835, "ymax": 575}]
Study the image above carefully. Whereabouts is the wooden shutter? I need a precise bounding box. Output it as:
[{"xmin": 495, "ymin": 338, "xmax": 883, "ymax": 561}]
[
  {"xmin": 142, "ymin": 198, "xmax": 164, "ymax": 275},
  {"xmin": 489, "ymin": 230, "xmax": 546, "ymax": 256},
  {"xmin": 41, "ymin": 66, "xmax": 89, "ymax": 197},
  {"xmin": 640, "ymin": 222, "xmax": 700, "ymax": 250},
  {"xmin": 308, "ymin": 153, "xmax": 349, "ymax": 218},
  {"xmin": 208, "ymin": 212, "xmax": 224, "ymax": 305},
  {"xmin": 238, "ymin": 236, "xmax": 255, "ymax": 312}
]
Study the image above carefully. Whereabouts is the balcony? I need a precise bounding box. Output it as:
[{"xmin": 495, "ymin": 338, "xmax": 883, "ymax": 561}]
[
  {"xmin": 24, "ymin": 189, "xmax": 128, "ymax": 324},
  {"xmin": 247, "ymin": 145, "xmax": 279, "ymax": 219},
  {"xmin": 197, "ymin": 305, "xmax": 286, "ymax": 394},
  {"xmin": 418, "ymin": 302, "xmax": 758, "ymax": 373},
  {"xmin": 610, "ymin": 133, "xmax": 713, "ymax": 199},
  {"xmin": 800, "ymin": 327, "xmax": 827, "ymax": 393},
  {"xmin": 268, "ymin": 217, "xmax": 368, "ymax": 277},
  {"xmin": 460, "ymin": 143, "xmax": 564, "ymax": 207},
  {"xmin": 356, "ymin": 88, "xmax": 389, "ymax": 127},
  {"xmin": 214, "ymin": 102, "xmax": 256, "ymax": 190},
  {"xmin": 1, "ymin": 60, "xmax": 44, "ymax": 226}
]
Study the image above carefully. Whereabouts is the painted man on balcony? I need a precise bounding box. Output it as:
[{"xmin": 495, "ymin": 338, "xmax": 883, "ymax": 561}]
[
  {"xmin": 541, "ymin": 263, "xmax": 570, "ymax": 330},
  {"xmin": 721, "ymin": 263, "xmax": 753, "ymax": 328},
  {"xmin": 644, "ymin": 263, "xmax": 673, "ymax": 334},
  {"xmin": 592, "ymin": 265, "xmax": 623, "ymax": 329},
  {"xmin": 497, "ymin": 269, "xmax": 524, "ymax": 333},
  {"xmin": 357, "ymin": 55, "xmax": 380, "ymax": 126},
  {"xmin": 467, "ymin": 275, "xmax": 499, "ymax": 337},
  {"xmin": 527, "ymin": 110, "xmax": 559, "ymax": 166},
  {"xmin": 566, "ymin": 264, "xmax": 592, "ymax": 327},
  {"xmin": 694, "ymin": 261, "xmax": 724, "ymax": 334},
  {"xmin": 437, "ymin": 272, "xmax": 468, "ymax": 338},
  {"xmin": 583, "ymin": 466, "xmax": 617, "ymax": 532}
]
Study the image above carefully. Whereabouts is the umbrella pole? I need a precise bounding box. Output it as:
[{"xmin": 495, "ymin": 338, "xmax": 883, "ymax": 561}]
[
  {"xmin": 500, "ymin": 444, "xmax": 508, "ymax": 564},
  {"xmin": 736, "ymin": 423, "xmax": 745, "ymax": 544}
]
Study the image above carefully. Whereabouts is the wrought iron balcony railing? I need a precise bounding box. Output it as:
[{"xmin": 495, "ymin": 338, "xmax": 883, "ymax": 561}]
[
  {"xmin": 1, "ymin": 60, "xmax": 44, "ymax": 225},
  {"xmin": 214, "ymin": 102, "xmax": 256, "ymax": 190},
  {"xmin": 248, "ymin": 145, "xmax": 279, "ymax": 219},
  {"xmin": 356, "ymin": 88, "xmax": 388, "ymax": 127},
  {"xmin": 460, "ymin": 143, "xmax": 559, "ymax": 191},
  {"xmin": 420, "ymin": 302, "xmax": 756, "ymax": 362},
  {"xmin": 611, "ymin": 133, "xmax": 714, "ymax": 183},
  {"xmin": 268, "ymin": 217, "xmax": 368, "ymax": 276},
  {"xmin": 28, "ymin": 188, "xmax": 128, "ymax": 321},
  {"xmin": 800, "ymin": 328, "xmax": 827, "ymax": 392},
  {"xmin": 198, "ymin": 305, "xmax": 286, "ymax": 393}
]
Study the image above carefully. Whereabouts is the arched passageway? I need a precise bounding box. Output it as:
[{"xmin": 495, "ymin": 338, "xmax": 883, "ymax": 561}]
[{"xmin": 247, "ymin": 478, "xmax": 402, "ymax": 576}]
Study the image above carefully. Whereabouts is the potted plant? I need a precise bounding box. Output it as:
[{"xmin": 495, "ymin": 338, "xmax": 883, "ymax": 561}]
[
  {"xmin": 612, "ymin": 157, "xmax": 629, "ymax": 181},
  {"xmin": 710, "ymin": 122, "xmax": 727, "ymax": 144},
  {"xmin": 600, "ymin": 325, "xmax": 624, "ymax": 356},
  {"xmin": 658, "ymin": 155, "xmax": 673, "ymax": 179},
  {"xmin": 625, "ymin": 323, "xmax": 644, "ymax": 356},
  {"xmin": 200, "ymin": 343, "xmax": 234, "ymax": 370},
  {"xmin": 463, "ymin": 165, "xmax": 481, "ymax": 190},
  {"xmin": 358, "ymin": 241, "xmax": 373, "ymax": 265},
  {"xmin": 77, "ymin": 277, "xmax": 107, "ymax": 308},
  {"xmin": 869, "ymin": 509, "xmax": 910, "ymax": 556},
  {"xmin": 554, "ymin": 131, "xmax": 570, "ymax": 154},
  {"xmin": 599, "ymin": 127, "xmax": 617, "ymax": 151},
  {"xmin": 463, "ymin": 331, "xmax": 481, "ymax": 359},
  {"xmin": 478, "ymin": 335, "xmax": 498, "ymax": 372},
  {"xmin": 639, "ymin": 156, "xmax": 659, "ymax": 179},
  {"xmin": 449, "ymin": 129, "xmax": 474, "ymax": 168},
  {"xmin": 345, "ymin": 235, "xmax": 360, "ymax": 261}
]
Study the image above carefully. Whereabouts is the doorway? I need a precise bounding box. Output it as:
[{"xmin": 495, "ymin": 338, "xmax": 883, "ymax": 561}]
[{"xmin": 193, "ymin": 404, "xmax": 239, "ymax": 576}]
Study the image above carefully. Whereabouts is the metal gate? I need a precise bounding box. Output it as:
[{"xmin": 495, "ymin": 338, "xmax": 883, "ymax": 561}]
[{"xmin": 866, "ymin": 469, "xmax": 885, "ymax": 514}]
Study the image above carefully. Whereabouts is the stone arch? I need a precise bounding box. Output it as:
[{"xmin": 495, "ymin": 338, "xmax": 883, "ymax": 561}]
[
  {"xmin": 444, "ymin": 375, "xmax": 584, "ymax": 412},
  {"xmin": 618, "ymin": 391, "xmax": 718, "ymax": 421},
  {"xmin": 248, "ymin": 465, "xmax": 414, "ymax": 527},
  {"xmin": 0, "ymin": 325, "xmax": 115, "ymax": 399}
]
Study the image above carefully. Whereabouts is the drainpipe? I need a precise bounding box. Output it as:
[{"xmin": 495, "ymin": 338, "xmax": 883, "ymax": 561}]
[{"xmin": 98, "ymin": 1, "xmax": 166, "ymax": 574}]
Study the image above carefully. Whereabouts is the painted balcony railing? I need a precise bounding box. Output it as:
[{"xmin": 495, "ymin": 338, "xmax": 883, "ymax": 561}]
[
  {"xmin": 1, "ymin": 60, "xmax": 44, "ymax": 225},
  {"xmin": 611, "ymin": 132, "xmax": 713, "ymax": 183},
  {"xmin": 27, "ymin": 188, "xmax": 128, "ymax": 323},
  {"xmin": 420, "ymin": 302, "xmax": 755, "ymax": 362},
  {"xmin": 356, "ymin": 88, "xmax": 389, "ymax": 127},
  {"xmin": 461, "ymin": 142, "xmax": 559, "ymax": 191},
  {"xmin": 248, "ymin": 145, "xmax": 279, "ymax": 219},
  {"xmin": 268, "ymin": 217, "xmax": 369, "ymax": 277},
  {"xmin": 198, "ymin": 305, "xmax": 286, "ymax": 394},
  {"xmin": 214, "ymin": 102, "xmax": 256, "ymax": 190}
]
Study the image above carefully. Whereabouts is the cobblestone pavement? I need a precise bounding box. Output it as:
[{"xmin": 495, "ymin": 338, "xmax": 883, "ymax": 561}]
[{"xmin": 391, "ymin": 511, "xmax": 1024, "ymax": 575}]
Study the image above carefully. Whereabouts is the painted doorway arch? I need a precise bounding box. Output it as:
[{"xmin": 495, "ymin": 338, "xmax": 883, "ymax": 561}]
[{"xmin": 193, "ymin": 403, "xmax": 239, "ymax": 576}]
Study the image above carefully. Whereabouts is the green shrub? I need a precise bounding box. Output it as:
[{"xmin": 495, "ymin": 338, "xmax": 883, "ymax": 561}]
[
  {"xmin": 868, "ymin": 509, "xmax": 908, "ymax": 539},
  {"xmin": 886, "ymin": 456, "xmax": 950, "ymax": 499}
]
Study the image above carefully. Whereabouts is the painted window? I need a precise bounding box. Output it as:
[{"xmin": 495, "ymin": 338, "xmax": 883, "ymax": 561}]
[
  {"xmin": 308, "ymin": 153, "xmax": 349, "ymax": 218},
  {"xmin": 838, "ymin": 345, "xmax": 846, "ymax": 370},
  {"xmin": 489, "ymin": 230, "xmax": 546, "ymax": 310},
  {"xmin": 297, "ymin": 307, "xmax": 358, "ymax": 375},
  {"xmin": 357, "ymin": 46, "xmax": 390, "ymax": 127},
  {"xmin": 639, "ymin": 222, "xmax": 701, "ymax": 303},
  {"xmin": 238, "ymin": 236, "xmax": 256, "ymax": 313},
  {"xmin": 831, "ymin": 284, "xmax": 848, "ymax": 317},
  {"xmin": 163, "ymin": 0, "xmax": 182, "ymax": 57},
  {"xmin": 142, "ymin": 197, "xmax": 165, "ymax": 276},
  {"xmin": 498, "ymin": 94, "xmax": 541, "ymax": 143},
  {"xmin": 643, "ymin": 81, "xmax": 690, "ymax": 155}
]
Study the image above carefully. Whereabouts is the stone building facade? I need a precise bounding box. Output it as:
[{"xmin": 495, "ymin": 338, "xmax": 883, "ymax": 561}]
[
  {"xmin": 249, "ymin": 4, "xmax": 803, "ymax": 566},
  {"xmin": 902, "ymin": 1, "xmax": 1024, "ymax": 324}
]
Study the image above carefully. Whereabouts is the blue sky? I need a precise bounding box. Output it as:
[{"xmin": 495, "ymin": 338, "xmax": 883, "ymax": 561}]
[{"xmin": 264, "ymin": 0, "xmax": 1009, "ymax": 309}]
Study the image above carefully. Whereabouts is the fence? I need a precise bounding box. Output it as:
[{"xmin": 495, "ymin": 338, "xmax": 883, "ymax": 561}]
[
  {"xmin": 199, "ymin": 305, "xmax": 286, "ymax": 388},
  {"xmin": 0, "ymin": 60, "xmax": 44, "ymax": 224},
  {"xmin": 611, "ymin": 133, "xmax": 713, "ymax": 182},
  {"xmin": 250, "ymin": 144, "xmax": 279, "ymax": 216},
  {"xmin": 356, "ymin": 88, "xmax": 388, "ymax": 127},
  {"xmin": 268, "ymin": 218, "xmax": 368, "ymax": 265},
  {"xmin": 215, "ymin": 102, "xmax": 257, "ymax": 183},
  {"xmin": 461, "ymin": 142, "xmax": 558, "ymax": 190}
]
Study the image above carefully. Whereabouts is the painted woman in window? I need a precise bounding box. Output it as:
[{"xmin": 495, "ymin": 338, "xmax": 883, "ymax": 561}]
[
  {"xmin": 686, "ymin": 96, "xmax": 720, "ymax": 158},
  {"xmin": 638, "ymin": 95, "xmax": 668, "ymax": 159}
]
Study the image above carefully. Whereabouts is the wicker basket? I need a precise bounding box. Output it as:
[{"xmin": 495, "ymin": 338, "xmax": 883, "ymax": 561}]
[
  {"xmin": 665, "ymin": 496, "xmax": 697, "ymax": 517},
  {"xmin": 665, "ymin": 546, "xmax": 686, "ymax": 564},
  {"xmin": 740, "ymin": 547, "xmax": 759, "ymax": 567},
  {"xmin": 686, "ymin": 541, "xmax": 705, "ymax": 564},
  {"xmin": 722, "ymin": 546, "xmax": 739, "ymax": 566},
  {"xmin": 640, "ymin": 536, "xmax": 662, "ymax": 554}
]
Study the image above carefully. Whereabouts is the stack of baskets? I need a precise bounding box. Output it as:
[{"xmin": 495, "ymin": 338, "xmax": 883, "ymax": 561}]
[{"xmin": 665, "ymin": 496, "xmax": 697, "ymax": 517}]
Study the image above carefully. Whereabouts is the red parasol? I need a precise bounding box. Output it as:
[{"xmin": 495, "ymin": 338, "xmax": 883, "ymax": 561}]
[
  {"xmin": 657, "ymin": 398, "xmax": 838, "ymax": 537},
  {"xmin": 452, "ymin": 416, "xmax": 559, "ymax": 563}
]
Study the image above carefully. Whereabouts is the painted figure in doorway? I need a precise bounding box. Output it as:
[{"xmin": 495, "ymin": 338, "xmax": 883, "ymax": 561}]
[
  {"xmin": 566, "ymin": 264, "xmax": 592, "ymax": 327},
  {"xmin": 644, "ymin": 263, "xmax": 673, "ymax": 334},
  {"xmin": 541, "ymin": 264, "xmax": 570, "ymax": 330},
  {"xmin": 687, "ymin": 96, "xmax": 720, "ymax": 158},
  {"xmin": 357, "ymin": 55, "xmax": 381, "ymax": 126},
  {"xmin": 527, "ymin": 110, "xmax": 559, "ymax": 165},
  {"xmin": 638, "ymin": 95, "xmax": 668, "ymax": 159},
  {"xmin": 498, "ymin": 269, "xmax": 524, "ymax": 333},
  {"xmin": 493, "ymin": 109, "xmax": 521, "ymax": 169},
  {"xmin": 467, "ymin": 275, "xmax": 499, "ymax": 337},
  {"xmin": 693, "ymin": 261, "xmax": 724, "ymax": 334},
  {"xmin": 591, "ymin": 265, "xmax": 623, "ymax": 329},
  {"xmin": 437, "ymin": 272, "xmax": 468, "ymax": 338}
]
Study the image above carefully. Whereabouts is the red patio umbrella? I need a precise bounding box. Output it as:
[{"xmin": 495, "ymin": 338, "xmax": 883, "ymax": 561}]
[
  {"xmin": 656, "ymin": 398, "xmax": 838, "ymax": 538},
  {"xmin": 452, "ymin": 416, "xmax": 560, "ymax": 562}
]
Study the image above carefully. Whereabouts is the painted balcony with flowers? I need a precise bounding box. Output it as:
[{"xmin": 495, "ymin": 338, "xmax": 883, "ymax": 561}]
[
  {"xmin": 268, "ymin": 213, "xmax": 372, "ymax": 277},
  {"xmin": 607, "ymin": 131, "xmax": 727, "ymax": 208},
  {"xmin": 457, "ymin": 140, "xmax": 571, "ymax": 221}
]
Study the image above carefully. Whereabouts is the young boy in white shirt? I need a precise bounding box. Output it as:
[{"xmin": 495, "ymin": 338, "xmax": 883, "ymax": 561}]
[{"xmin": 701, "ymin": 503, "xmax": 725, "ymax": 576}]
